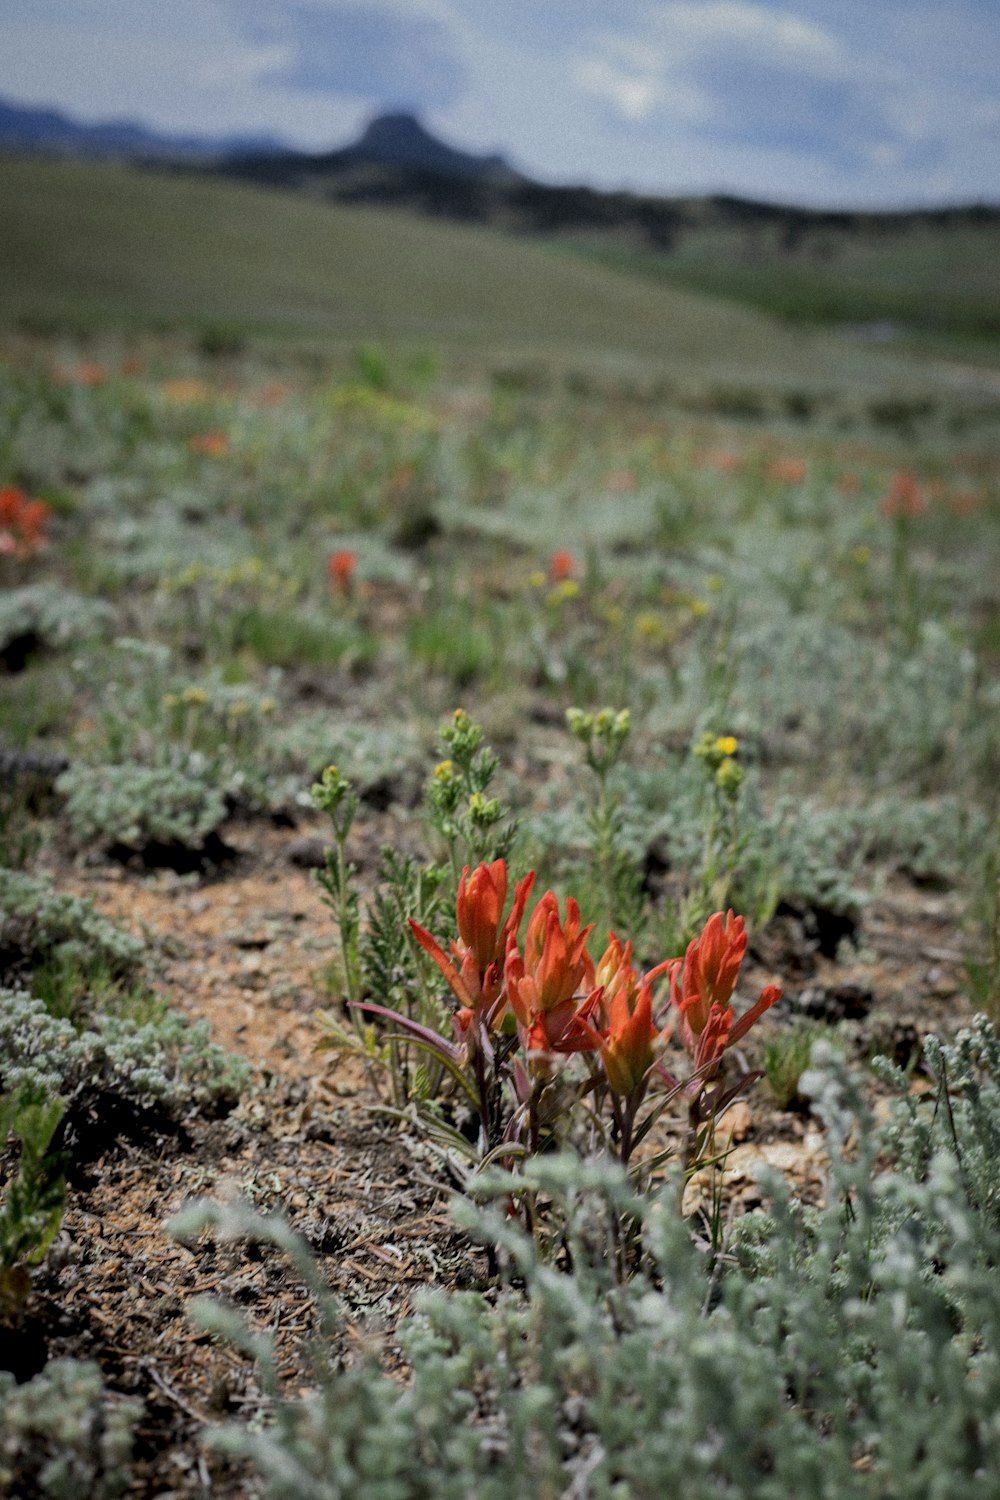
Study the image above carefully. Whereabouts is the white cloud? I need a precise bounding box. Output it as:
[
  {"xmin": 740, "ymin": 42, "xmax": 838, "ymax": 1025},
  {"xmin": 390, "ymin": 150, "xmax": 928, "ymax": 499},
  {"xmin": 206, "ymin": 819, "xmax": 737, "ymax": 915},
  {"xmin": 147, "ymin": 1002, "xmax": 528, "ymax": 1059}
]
[
  {"xmin": 649, "ymin": 2, "xmax": 843, "ymax": 65},
  {"xmin": 573, "ymin": 57, "xmax": 664, "ymax": 121}
]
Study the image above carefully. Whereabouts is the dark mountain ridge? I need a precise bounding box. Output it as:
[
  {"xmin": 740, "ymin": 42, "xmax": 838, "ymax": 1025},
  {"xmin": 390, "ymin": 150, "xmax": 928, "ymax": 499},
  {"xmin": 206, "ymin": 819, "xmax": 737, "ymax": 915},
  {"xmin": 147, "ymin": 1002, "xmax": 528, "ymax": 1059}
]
[
  {"xmin": 3, "ymin": 95, "xmax": 997, "ymax": 251},
  {"xmin": 0, "ymin": 96, "xmax": 285, "ymax": 161}
]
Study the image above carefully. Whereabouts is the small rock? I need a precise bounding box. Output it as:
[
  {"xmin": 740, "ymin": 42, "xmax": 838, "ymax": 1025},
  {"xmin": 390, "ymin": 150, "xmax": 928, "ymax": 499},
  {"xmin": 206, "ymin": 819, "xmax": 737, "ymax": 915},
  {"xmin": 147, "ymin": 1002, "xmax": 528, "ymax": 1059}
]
[
  {"xmin": 794, "ymin": 982, "xmax": 874, "ymax": 1022},
  {"xmin": 287, "ymin": 836, "xmax": 328, "ymax": 869}
]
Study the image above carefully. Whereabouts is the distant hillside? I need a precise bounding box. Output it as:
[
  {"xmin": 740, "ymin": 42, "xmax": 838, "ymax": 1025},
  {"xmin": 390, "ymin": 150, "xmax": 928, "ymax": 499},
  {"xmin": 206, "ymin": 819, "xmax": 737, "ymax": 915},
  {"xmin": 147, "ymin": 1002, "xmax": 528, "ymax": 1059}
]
[
  {"xmin": 217, "ymin": 112, "xmax": 1000, "ymax": 348},
  {"xmin": 0, "ymin": 96, "xmax": 286, "ymax": 161},
  {"xmin": 0, "ymin": 152, "xmax": 902, "ymax": 392}
]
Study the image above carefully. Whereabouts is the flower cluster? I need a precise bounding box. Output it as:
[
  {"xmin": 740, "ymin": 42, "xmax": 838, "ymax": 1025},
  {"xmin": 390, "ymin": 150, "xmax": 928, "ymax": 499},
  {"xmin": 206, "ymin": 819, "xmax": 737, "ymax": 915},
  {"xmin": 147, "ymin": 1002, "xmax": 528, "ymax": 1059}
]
[
  {"xmin": 327, "ymin": 549, "xmax": 358, "ymax": 597},
  {"xmin": 0, "ymin": 487, "xmax": 50, "ymax": 558},
  {"xmin": 364, "ymin": 859, "xmax": 779, "ymax": 1171}
]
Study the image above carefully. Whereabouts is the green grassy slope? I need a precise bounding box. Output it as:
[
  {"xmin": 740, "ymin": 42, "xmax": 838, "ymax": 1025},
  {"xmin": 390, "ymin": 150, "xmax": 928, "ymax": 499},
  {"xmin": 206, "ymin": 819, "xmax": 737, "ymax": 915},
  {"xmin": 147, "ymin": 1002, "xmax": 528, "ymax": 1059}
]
[
  {"xmin": 567, "ymin": 217, "xmax": 1000, "ymax": 355},
  {"xmin": 0, "ymin": 154, "xmax": 910, "ymax": 389}
]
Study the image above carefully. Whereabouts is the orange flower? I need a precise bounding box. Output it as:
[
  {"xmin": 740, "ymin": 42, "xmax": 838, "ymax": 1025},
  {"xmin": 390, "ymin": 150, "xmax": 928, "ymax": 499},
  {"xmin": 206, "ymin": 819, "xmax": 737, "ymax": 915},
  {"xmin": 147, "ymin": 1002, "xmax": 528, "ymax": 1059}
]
[
  {"xmin": 0, "ymin": 487, "xmax": 23, "ymax": 527},
  {"xmin": 880, "ymin": 470, "xmax": 923, "ymax": 519},
  {"xmin": 668, "ymin": 910, "xmax": 780, "ymax": 1074},
  {"xmin": 0, "ymin": 487, "xmax": 49, "ymax": 556},
  {"xmin": 765, "ymin": 457, "xmax": 807, "ymax": 485},
  {"xmin": 699, "ymin": 449, "xmax": 743, "ymax": 475},
  {"xmin": 55, "ymin": 361, "xmax": 105, "ymax": 387},
  {"xmin": 669, "ymin": 910, "xmax": 747, "ymax": 1053},
  {"xmin": 587, "ymin": 934, "xmax": 674, "ymax": 1098},
  {"xmin": 547, "ymin": 550, "xmax": 577, "ymax": 584},
  {"xmin": 328, "ymin": 549, "xmax": 358, "ymax": 596},
  {"xmin": 410, "ymin": 862, "xmax": 535, "ymax": 1030},
  {"xmin": 606, "ymin": 468, "xmax": 636, "ymax": 493},
  {"xmin": 690, "ymin": 985, "xmax": 782, "ymax": 1081},
  {"xmin": 187, "ymin": 431, "xmax": 228, "ymax": 457},
  {"xmin": 504, "ymin": 892, "xmax": 601, "ymax": 1062},
  {"xmin": 598, "ymin": 977, "xmax": 661, "ymax": 1098}
]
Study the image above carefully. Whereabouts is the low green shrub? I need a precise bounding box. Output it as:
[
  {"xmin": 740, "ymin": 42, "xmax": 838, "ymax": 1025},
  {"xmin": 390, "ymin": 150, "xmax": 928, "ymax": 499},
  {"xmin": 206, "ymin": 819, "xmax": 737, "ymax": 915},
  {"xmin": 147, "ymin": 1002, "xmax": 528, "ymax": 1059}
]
[
  {"xmin": 0, "ymin": 1358, "xmax": 140, "ymax": 1500},
  {"xmin": 0, "ymin": 869, "xmax": 147, "ymax": 984},
  {"xmin": 56, "ymin": 761, "xmax": 228, "ymax": 856},
  {"xmin": 169, "ymin": 1026, "xmax": 1000, "ymax": 1500},
  {"xmin": 0, "ymin": 1088, "xmax": 66, "ymax": 1321},
  {"xmin": 0, "ymin": 989, "xmax": 248, "ymax": 1124},
  {"xmin": 0, "ymin": 585, "xmax": 114, "ymax": 670}
]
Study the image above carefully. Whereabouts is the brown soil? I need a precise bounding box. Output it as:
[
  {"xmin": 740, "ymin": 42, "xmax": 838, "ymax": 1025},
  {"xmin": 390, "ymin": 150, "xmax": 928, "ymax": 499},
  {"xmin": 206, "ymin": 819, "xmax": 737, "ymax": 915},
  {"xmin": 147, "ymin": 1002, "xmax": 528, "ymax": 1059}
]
[{"xmin": 13, "ymin": 813, "xmax": 976, "ymax": 1497}]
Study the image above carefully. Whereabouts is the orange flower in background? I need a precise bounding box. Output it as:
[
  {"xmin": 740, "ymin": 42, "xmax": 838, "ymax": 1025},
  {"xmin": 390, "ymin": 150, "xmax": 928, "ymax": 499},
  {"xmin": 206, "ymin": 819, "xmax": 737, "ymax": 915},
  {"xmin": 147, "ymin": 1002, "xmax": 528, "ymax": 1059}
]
[
  {"xmin": 699, "ymin": 449, "xmax": 744, "ymax": 475},
  {"xmin": 187, "ymin": 430, "xmax": 228, "ymax": 457},
  {"xmin": 0, "ymin": 486, "xmax": 50, "ymax": 557},
  {"xmin": 765, "ymin": 457, "xmax": 807, "ymax": 484},
  {"xmin": 548, "ymin": 549, "xmax": 578, "ymax": 584},
  {"xmin": 880, "ymin": 470, "xmax": 924, "ymax": 519},
  {"xmin": 54, "ymin": 361, "xmax": 105, "ymax": 387},
  {"xmin": 327, "ymin": 549, "xmax": 358, "ymax": 596},
  {"xmin": 837, "ymin": 474, "xmax": 861, "ymax": 496},
  {"xmin": 255, "ymin": 381, "xmax": 289, "ymax": 407},
  {"xmin": 606, "ymin": 468, "xmax": 636, "ymax": 493},
  {"xmin": 410, "ymin": 861, "xmax": 535, "ymax": 1031},
  {"xmin": 161, "ymin": 378, "xmax": 210, "ymax": 404},
  {"xmin": 505, "ymin": 892, "xmax": 601, "ymax": 1061}
]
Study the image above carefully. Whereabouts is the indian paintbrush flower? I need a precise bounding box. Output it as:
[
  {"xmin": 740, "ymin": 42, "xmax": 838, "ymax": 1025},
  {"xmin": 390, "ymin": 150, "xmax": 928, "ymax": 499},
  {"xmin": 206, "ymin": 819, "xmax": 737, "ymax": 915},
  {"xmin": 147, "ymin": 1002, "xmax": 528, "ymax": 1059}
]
[
  {"xmin": 410, "ymin": 860, "xmax": 535, "ymax": 1032},
  {"xmin": 504, "ymin": 892, "xmax": 602, "ymax": 1066},
  {"xmin": 328, "ymin": 549, "xmax": 358, "ymax": 596},
  {"xmin": 669, "ymin": 909, "xmax": 780, "ymax": 1073}
]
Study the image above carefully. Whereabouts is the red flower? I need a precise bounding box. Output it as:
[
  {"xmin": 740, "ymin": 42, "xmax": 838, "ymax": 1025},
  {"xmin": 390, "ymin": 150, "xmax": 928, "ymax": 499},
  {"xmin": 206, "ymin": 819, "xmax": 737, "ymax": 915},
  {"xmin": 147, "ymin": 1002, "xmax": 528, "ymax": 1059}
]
[
  {"xmin": 668, "ymin": 911, "xmax": 780, "ymax": 1078},
  {"xmin": 328, "ymin": 549, "xmax": 358, "ymax": 596},
  {"xmin": 548, "ymin": 550, "xmax": 577, "ymax": 584},
  {"xmin": 504, "ymin": 892, "xmax": 601, "ymax": 1063},
  {"xmin": 669, "ymin": 910, "xmax": 747, "ymax": 1052},
  {"xmin": 410, "ymin": 861, "xmax": 535, "ymax": 1031},
  {"xmin": 188, "ymin": 430, "xmax": 228, "ymax": 457},
  {"xmin": 880, "ymin": 470, "xmax": 923, "ymax": 519},
  {"xmin": 0, "ymin": 487, "xmax": 49, "ymax": 556}
]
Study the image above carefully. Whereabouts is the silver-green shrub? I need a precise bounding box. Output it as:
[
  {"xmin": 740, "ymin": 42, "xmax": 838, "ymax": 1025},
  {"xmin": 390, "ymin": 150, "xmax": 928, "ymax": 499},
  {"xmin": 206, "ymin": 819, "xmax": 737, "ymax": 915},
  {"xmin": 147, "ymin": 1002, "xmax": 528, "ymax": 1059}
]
[
  {"xmin": 168, "ymin": 1029, "xmax": 1000, "ymax": 1500},
  {"xmin": 0, "ymin": 989, "xmax": 248, "ymax": 1117},
  {"xmin": 56, "ymin": 761, "xmax": 228, "ymax": 854},
  {"xmin": 0, "ymin": 1359, "xmax": 140, "ymax": 1500},
  {"xmin": 0, "ymin": 869, "xmax": 147, "ymax": 980},
  {"xmin": 0, "ymin": 585, "xmax": 114, "ymax": 658}
]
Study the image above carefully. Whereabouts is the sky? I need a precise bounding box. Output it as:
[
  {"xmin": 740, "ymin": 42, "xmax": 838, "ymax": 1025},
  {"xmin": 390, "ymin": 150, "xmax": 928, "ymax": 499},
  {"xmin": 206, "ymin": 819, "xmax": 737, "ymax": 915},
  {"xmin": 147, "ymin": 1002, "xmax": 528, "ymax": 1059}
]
[{"xmin": 2, "ymin": 0, "xmax": 998, "ymax": 207}]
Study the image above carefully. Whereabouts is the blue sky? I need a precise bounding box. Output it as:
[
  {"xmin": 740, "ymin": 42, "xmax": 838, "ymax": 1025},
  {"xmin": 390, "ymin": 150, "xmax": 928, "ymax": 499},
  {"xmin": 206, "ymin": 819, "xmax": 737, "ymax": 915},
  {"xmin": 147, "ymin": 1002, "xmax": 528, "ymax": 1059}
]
[{"xmin": 2, "ymin": 0, "xmax": 998, "ymax": 206}]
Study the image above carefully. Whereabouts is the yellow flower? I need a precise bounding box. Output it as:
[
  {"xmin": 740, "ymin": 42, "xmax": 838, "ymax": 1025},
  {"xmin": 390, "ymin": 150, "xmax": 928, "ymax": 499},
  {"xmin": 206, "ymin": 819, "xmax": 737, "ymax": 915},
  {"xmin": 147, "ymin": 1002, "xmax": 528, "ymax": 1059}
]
[
  {"xmin": 705, "ymin": 574, "xmax": 725, "ymax": 593},
  {"xmin": 181, "ymin": 687, "xmax": 209, "ymax": 706},
  {"xmin": 714, "ymin": 735, "xmax": 739, "ymax": 757},
  {"xmin": 690, "ymin": 598, "xmax": 711, "ymax": 618},
  {"xmin": 851, "ymin": 545, "xmax": 871, "ymax": 565},
  {"xmin": 434, "ymin": 759, "xmax": 455, "ymax": 782}
]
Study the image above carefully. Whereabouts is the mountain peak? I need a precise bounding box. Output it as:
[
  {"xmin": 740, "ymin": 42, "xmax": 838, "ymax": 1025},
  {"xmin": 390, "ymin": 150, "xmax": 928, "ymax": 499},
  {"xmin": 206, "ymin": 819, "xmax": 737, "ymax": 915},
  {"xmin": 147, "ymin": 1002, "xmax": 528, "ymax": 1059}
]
[{"xmin": 351, "ymin": 111, "xmax": 512, "ymax": 180}]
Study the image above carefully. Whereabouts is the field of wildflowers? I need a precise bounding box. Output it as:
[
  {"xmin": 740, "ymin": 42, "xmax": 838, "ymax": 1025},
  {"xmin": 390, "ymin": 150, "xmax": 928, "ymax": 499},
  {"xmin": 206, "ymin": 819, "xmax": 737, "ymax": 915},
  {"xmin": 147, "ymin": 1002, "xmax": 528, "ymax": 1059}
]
[{"xmin": 1, "ymin": 323, "xmax": 1000, "ymax": 1496}]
